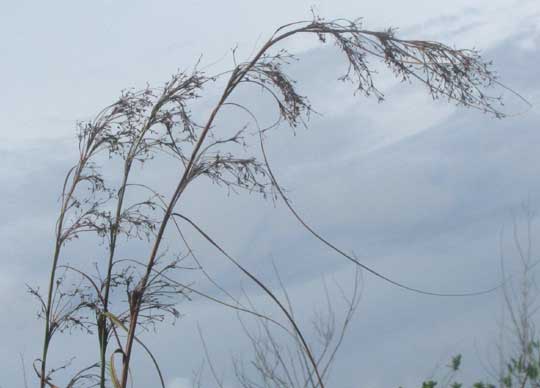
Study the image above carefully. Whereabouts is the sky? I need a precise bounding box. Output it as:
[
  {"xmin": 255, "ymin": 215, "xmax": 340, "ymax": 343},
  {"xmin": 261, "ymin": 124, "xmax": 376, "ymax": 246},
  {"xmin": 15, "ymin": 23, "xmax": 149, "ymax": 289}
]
[{"xmin": 1, "ymin": 0, "xmax": 540, "ymax": 387}]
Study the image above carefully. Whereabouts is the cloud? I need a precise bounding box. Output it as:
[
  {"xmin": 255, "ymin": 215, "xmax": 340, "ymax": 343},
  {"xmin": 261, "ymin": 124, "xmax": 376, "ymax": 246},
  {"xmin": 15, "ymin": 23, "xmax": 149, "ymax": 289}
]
[
  {"xmin": 167, "ymin": 377, "xmax": 192, "ymax": 388},
  {"xmin": 1, "ymin": 1, "xmax": 539, "ymax": 387}
]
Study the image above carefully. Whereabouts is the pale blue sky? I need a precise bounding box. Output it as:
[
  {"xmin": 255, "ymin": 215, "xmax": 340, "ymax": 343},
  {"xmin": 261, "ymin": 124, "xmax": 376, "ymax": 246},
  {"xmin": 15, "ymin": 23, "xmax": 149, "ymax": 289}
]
[{"xmin": 0, "ymin": 1, "xmax": 539, "ymax": 387}]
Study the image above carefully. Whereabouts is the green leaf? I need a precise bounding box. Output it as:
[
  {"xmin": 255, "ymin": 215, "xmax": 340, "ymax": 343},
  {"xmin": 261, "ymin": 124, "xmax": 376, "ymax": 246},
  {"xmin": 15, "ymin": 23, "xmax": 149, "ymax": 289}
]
[
  {"xmin": 526, "ymin": 364, "xmax": 538, "ymax": 379},
  {"xmin": 450, "ymin": 355, "xmax": 462, "ymax": 371},
  {"xmin": 422, "ymin": 380, "xmax": 437, "ymax": 388},
  {"xmin": 102, "ymin": 311, "xmax": 129, "ymax": 332}
]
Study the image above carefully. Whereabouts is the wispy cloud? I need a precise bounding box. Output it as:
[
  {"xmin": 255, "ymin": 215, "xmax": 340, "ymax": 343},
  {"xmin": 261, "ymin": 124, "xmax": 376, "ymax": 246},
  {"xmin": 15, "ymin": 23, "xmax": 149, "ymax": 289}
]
[{"xmin": 1, "ymin": 1, "xmax": 539, "ymax": 387}]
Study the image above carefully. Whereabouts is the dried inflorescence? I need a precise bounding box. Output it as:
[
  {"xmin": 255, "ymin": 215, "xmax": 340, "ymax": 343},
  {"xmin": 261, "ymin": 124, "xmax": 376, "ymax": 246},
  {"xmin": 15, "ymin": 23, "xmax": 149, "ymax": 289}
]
[
  {"xmin": 306, "ymin": 16, "xmax": 503, "ymax": 115},
  {"xmin": 34, "ymin": 13, "xmax": 510, "ymax": 388}
]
